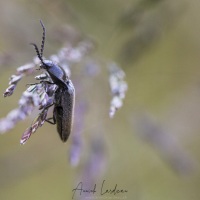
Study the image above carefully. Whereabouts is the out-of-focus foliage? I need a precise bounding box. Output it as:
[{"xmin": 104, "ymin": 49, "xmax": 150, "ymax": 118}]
[{"xmin": 0, "ymin": 0, "xmax": 200, "ymax": 200}]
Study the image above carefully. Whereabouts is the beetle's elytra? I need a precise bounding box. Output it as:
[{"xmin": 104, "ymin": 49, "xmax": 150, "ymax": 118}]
[
  {"xmin": 54, "ymin": 82, "xmax": 75, "ymax": 141},
  {"xmin": 31, "ymin": 20, "xmax": 75, "ymax": 142}
]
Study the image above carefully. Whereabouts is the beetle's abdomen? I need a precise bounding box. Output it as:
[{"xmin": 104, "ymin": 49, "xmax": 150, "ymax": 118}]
[{"xmin": 55, "ymin": 81, "xmax": 75, "ymax": 142}]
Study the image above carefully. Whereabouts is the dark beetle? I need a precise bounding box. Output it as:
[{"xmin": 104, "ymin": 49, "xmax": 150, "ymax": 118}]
[{"xmin": 31, "ymin": 20, "xmax": 75, "ymax": 142}]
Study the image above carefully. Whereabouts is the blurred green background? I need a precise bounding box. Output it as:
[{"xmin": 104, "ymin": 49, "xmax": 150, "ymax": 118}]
[{"xmin": 0, "ymin": 0, "xmax": 200, "ymax": 199}]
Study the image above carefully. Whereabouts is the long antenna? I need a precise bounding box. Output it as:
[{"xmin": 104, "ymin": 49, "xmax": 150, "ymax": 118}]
[
  {"xmin": 39, "ymin": 20, "xmax": 46, "ymax": 58},
  {"xmin": 30, "ymin": 43, "xmax": 45, "ymax": 65}
]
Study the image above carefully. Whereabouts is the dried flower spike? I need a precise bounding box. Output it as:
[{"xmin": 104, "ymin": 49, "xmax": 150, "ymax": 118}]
[{"xmin": 109, "ymin": 63, "xmax": 128, "ymax": 118}]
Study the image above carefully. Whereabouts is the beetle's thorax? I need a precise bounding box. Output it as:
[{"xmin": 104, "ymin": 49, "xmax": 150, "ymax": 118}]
[{"xmin": 40, "ymin": 60, "xmax": 68, "ymax": 86}]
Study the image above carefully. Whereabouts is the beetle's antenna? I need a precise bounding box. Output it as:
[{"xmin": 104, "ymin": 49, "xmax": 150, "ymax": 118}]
[
  {"xmin": 39, "ymin": 20, "xmax": 46, "ymax": 58},
  {"xmin": 30, "ymin": 43, "xmax": 45, "ymax": 65}
]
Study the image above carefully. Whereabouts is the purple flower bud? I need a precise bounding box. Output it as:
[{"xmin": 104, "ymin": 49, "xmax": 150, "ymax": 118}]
[
  {"xmin": 3, "ymin": 84, "xmax": 16, "ymax": 97},
  {"xmin": 39, "ymin": 109, "xmax": 48, "ymax": 126},
  {"xmin": 17, "ymin": 63, "xmax": 35, "ymax": 75},
  {"xmin": 7, "ymin": 109, "xmax": 21, "ymax": 123},
  {"xmin": 31, "ymin": 119, "xmax": 40, "ymax": 133},
  {"xmin": 20, "ymin": 127, "xmax": 33, "ymax": 145},
  {"xmin": 35, "ymin": 73, "xmax": 49, "ymax": 80},
  {"xmin": 0, "ymin": 119, "xmax": 14, "ymax": 133},
  {"xmin": 9, "ymin": 75, "xmax": 22, "ymax": 85}
]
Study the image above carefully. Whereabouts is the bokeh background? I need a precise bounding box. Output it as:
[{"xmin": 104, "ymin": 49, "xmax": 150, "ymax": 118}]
[{"xmin": 0, "ymin": 0, "xmax": 200, "ymax": 199}]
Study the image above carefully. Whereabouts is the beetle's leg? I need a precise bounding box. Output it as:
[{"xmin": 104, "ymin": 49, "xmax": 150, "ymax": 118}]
[
  {"xmin": 45, "ymin": 107, "xmax": 56, "ymax": 125},
  {"xmin": 45, "ymin": 117, "xmax": 56, "ymax": 124},
  {"xmin": 26, "ymin": 80, "xmax": 53, "ymax": 87},
  {"xmin": 39, "ymin": 80, "xmax": 54, "ymax": 84},
  {"xmin": 39, "ymin": 98, "xmax": 54, "ymax": 110},
  {"xmin": 26, "ymin": 83, "xmax": 40, "ymax": 86}
]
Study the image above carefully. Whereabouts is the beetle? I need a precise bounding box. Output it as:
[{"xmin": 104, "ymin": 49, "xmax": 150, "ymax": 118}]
[{"xmin": 30, "ymin": 20, "xmax": 75, "ymax": 142}]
